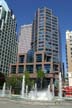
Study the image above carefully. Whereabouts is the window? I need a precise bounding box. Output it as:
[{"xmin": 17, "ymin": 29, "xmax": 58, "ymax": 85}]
[
  {"xmin": 44, "ymin": 64, "xmax": 50, "ymax": 73},
  {"xmin": 44, "ymin": 55, "xmax": 51, "ymax": 62},
  {"xmin": 36, "ymin": 64, "xmax": 42, "ymax": 71},
  {"xmin": 36, "ymin": 54, "xmax": 42, "ymax": 62},
  {"xmin": 19, "ymin": 55, "xmax": 24, "ymax": 63},
  {"xmin": 11, "ymin": 65, "xmax": 16, "ymax": 74},
  {"xmin": 53, "ymin": 64, "xmax": 58, "ymax": 71},
  {"xmin": 26, "ymin": 65, "xmax": 33, "ymax": 73},
  {"xmin": 18, "ymin": 65, "xmax": 24, "ymax": 73}
]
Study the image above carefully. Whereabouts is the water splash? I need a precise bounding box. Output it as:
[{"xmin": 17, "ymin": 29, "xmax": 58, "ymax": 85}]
[
  {"xmin": 21, "ymin": 75, "xmax": 25, "ymax": 98},
  {"xmin": 2, "ymin": 82, "xmax": 6, "ymax": 97},
  {"xmin": 29, "ymin": 84, "xmax": 53, "ymax": 101},
  {"xmin": 26, "ymin": 85, "xmax": 28, "ymax": 97},
  {"xmin": 59, "ymin": 72, "xmax": 62, "ymax": 98}
]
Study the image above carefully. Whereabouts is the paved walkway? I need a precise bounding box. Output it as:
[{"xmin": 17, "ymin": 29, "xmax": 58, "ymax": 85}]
[{"xmin": 0, "ymin": 98, "xmax": 72, "ymax": 108}]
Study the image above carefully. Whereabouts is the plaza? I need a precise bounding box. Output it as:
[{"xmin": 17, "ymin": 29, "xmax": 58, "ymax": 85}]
[{"xmin": 0, "ymin": 97, "xmax": 72, "ymax": 108}]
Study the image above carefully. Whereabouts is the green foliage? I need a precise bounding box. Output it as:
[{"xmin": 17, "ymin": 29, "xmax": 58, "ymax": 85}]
[
  {"xmin": 30, "ymin": 80, "xmax": 35, "ymax": 89},
  {"xmin": 24, "ymin": 71, "xmax": 30, "ymax": 86},
  {"xmin": 37, "ymin": 69, "xmax": 44, "ymax": 89},
  {"xmin": 24, "ymin": 71, "xmax": 35, "ymax": 90},
  {"xmin": 6, "ymin": 75, "xmax": 17, "ymax": 88},
  {"xmin": 37, "ymin": 69, "xmax": 44, "ymax": 79},
  {"xmin": 6, "ymin": 75, "xmax": 22, "ymax": 94}
]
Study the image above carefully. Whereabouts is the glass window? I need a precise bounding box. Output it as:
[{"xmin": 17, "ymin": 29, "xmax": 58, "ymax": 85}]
[
  {"xmin": 36, "ymin": 64, "xmax": 42, "ymax": 71},
  {"xmin": 26, "ymin": 55, "xmax": 34, "ymax": 63},
  {"xmin": 53, "ymin": 64, "xmax": 58, "ymax": 71},
  {"xmin": 19, "ymin": 55, "xmax": 24, "ymax": 63},
  {"xmin": 26, "ymin": 65, "xmax": 33, "ymax": 73},
  {"xmin": 40, "ymin": 9, "xmax": 44, "ymax": 13},
  {"xmin": 11, "ymin": 65, "xmax": 16, "ymax": 74},
  {"xmin": 38, "ymin": 48, "xmax": 43, "ymax": 51},
  {"xmin": 44, "ymin": 55, "xmax": 51, "ymax": 62},
  {"xmin": 36, "ymin": 54, "xmax": 42, "ymax": 62},
  {"xmin": 18, "ymin": 65, "xmax": 24, "ymax": 73},
  {"xmin": 44, "ymin": 64, "xmax": 50, "ymax": 73}
]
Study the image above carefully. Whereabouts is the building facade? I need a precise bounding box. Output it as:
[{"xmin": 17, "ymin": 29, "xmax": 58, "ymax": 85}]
[
  {"xmin": 10, "ymin": 7, "xmax": 62, "ymax": 86},
  {"xmin": 31, "ymin": 7, "xmax": 61, "ymax": 74},
  {"xmin": 18, "ymin": 24, "xmax": 32, "ymax": 54},
  {"xmin": 66, "ymin": 30, "xmax": 72, "ymax": 86},
  {"xmin": 0, "ymin": 0, "xmax": 17, "ymax": 74},
  {"xmin": 66, "ymin": 30, "xmax": 72, "ymax": 72}
]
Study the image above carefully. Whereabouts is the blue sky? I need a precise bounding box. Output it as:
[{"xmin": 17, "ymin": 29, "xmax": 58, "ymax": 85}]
[{"xmin": 5, "ymin": 0, "xmax": 72, "ymax": 72}]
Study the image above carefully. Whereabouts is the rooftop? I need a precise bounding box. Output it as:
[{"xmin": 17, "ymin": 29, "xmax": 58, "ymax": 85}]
[{"xmin": 0, "ymin": 0, "xmax": 10, "ymax": 11}]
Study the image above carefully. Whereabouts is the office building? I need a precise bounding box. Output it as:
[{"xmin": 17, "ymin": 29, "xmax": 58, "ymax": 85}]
[
  {"xmin": 66, "ymin": 30, "xmax": 72, "ymax": 86},
  {"xmin": 10, "ymin": 7, "xmax": 61, "ymax": 86},
  {"xmin": 0, "ymin": 0, "xmax": 17, "ymax": 74},
  {"xmin": 31, "ymin": 7, "xmax": 61, "ymax": 74},
  {"xmin": 18, "ymin": 24, "xmax": 32, "ymax": 54},
  {"xmin": 66, "ymin": 30, "xmax": 72, "ymax": 72}
]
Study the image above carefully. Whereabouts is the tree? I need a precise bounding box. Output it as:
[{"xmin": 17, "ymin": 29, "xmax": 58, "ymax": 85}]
[
  {"xmin": 37, "ymin": 69, "xmax": 44, "ymax": 89},
  {"xmin": 24, "ymin": 71, "xmax": 30, "ymax": 86},
  {"xmin": 6, "ymin": 75, "xmax": 22, "ymax": 94},
  {"xmin": 24, "ymin": 71, "xmax": 35, "ymax": 91},
  {"xmin": 0, "ymin": 72, "xmax": 5, "ymax": 89},
  {"xmin": 6, "ymin": 75, "xmax": 17, "ymax": 88}
]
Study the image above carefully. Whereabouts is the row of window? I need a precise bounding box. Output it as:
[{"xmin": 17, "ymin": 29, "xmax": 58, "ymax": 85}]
[
  {"xmin": 19, "ymin": 53, "xmax": 59, "ymax": 63},
  {"xmin": 11, "ymin": 63, "xmax": 58, "ymax": 74},
  {"xmin": 11, "ymin": 64, "xmax": 51, "ymax": 73}
]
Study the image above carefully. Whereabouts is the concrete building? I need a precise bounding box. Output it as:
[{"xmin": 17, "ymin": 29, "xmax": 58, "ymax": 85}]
[
  {"xmin": 18, "ymin": 24, "xmax": 32, "ymax": 54},
  {"xmin": 66, "ymin": 30, "xmax": 72, "ymax": 72},
  {"xmin": 10, "ymin": 7, "xmax": 62, "ymax": 87},
  {"xmin": 66, "ymin": 30, "xmax": 72, "ymax": 86},
  {"xmin": 0, "ymin": 0, "xmax": 17, "ymax": 74}
]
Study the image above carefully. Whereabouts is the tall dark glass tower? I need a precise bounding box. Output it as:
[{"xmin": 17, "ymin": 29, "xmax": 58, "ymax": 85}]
[
  {"xmin": 0, "ymin": 0, "xmax": 17, "ymax": 74},
  {"xmin": 31, "ymin": 7, "xmax": 61, "ymax": 68}
]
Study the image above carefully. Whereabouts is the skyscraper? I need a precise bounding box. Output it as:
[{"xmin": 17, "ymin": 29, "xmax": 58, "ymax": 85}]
[
  {"xmin": 0, "ymin": 0, "xmax": 17, "ymax": 74},
  {"xmin": 66, "ymin": 30, "xmax": 72, "ymax": 72},
  {"xmin": 66, "ymin": 30, "xmax": 72, "ymax": 86},
  {"xmin": 10, "ymin": 7, "xmax": 61, "ymax": 87},
  {"xmin": 31, "ymin": 7, "xmax": 61, "ymax": 72},
  {"xmin": 18, "ymin": 24, "xmax": 32, "ymax": 54}
]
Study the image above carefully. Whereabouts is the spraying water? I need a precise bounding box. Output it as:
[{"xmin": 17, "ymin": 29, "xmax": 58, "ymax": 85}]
[
  {"xmin": 26, "ymin": 85, "xmax": 28, "ymax": 97},
  {"xmin": 34, "ymin": 83, "xmax": 37, "ymax": 97},
  {"xmin": 52, "ymin": 84, "xmax": 54, "ymax": 97},
  {"xmin": 29, "ymin": 84, "xmax": 53, "ymax": 101},
  {"xmin": 21, "ymin": 75, "xmax": 25, "ymax": 98},
  {"xmin": 59, "ymin": 72, "xmax": 62, "ymax": 98},
  {"xmin": 2, "ymin": 82, "xmax": 6, "ymax": 97}
]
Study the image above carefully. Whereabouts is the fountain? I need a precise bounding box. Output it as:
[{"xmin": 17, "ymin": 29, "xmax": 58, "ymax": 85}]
[
  {"xmin": 9, "ymin": 86, "xmax": 12, "ymax": 96},
  {"xmin": 21, "ymin": 75, "xmax": 25, "ymax": 98},
  {"xmin": 19, "ymin": 72, "xmax": 63, "ymax": 101},
  {"xmin": 58, "ymin": 72, "xmax": 62, "ymax": 99},
  {"xmin": 28, "ymin": 72, "xmax": 63, "ymax": 101},
  {"xmin": 28, "ymin": 84, "xmax": 54, "ymax": 101},
  {"xmin": 26, "ymin": 85, "xmax": 28, "ymax": 97},
  {"xmin": 1, "ymin": 82, "xmax": 6, "ymax": 97},
  {"xmin": 0, "ymin": 72, "xmax": 63, "ymax": 102},
  {"xmin": 34, "ymin": 83, "xmax": 37, "ymax": 97},
  {"xmin": 52, "ymin": 84, "xmax": 54, "ymax": 97}
]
